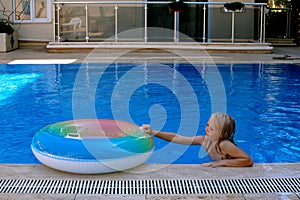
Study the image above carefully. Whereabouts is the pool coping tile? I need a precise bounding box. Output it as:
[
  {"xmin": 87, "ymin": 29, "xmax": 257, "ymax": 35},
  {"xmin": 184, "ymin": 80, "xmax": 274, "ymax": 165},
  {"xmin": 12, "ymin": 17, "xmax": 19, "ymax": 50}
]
[
  {"xmin": 1, "ymin": 163, "xmax": 300, "ymax": 180},
  {"xmin": 0, "ymin": 46, "xmax": 300, "ymax": 65}
]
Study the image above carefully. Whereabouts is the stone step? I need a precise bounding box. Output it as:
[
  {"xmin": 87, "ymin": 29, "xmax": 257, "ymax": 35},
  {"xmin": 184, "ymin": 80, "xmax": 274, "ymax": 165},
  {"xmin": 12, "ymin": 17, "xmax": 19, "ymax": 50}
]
[
  {"xmin": 266, "ymin": 38, "xmax": 296, "ymax": 46},
  {"xmin": 47, "ymin": 42, "xmax": 273, "ymax": 54}
]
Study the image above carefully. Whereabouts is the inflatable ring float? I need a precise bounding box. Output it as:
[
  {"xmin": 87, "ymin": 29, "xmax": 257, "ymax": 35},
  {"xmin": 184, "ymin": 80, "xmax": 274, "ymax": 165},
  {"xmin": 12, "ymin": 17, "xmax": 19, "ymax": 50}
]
[{"xmin": 31, "ymin": 119, "xmax": 154, "ymax": 174}]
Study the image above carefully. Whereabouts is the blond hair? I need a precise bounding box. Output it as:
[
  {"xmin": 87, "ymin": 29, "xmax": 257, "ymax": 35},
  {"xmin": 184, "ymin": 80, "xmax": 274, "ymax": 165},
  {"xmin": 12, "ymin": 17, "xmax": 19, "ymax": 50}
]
[{"xmin": 210, "ymin": 113, "xmax": 236, "ymax": 154}]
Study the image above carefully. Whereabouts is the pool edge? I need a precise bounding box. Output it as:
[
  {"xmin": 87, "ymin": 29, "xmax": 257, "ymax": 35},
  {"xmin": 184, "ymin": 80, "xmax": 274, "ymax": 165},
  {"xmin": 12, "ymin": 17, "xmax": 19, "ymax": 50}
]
[{"xmin": 1, "ymin": 163, "xmax": 299, "ymax": 180}]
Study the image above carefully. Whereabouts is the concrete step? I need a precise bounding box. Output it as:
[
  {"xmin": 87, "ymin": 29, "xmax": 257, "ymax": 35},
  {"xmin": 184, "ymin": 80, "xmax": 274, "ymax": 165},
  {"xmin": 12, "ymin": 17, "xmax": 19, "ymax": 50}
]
[
  {"xmin": 47, "ymin": 42, "xmax": 273, "ymax": 54},
  {"xmin": 266, "ymin": 38, "xmax": 296, "ymax": 46}
]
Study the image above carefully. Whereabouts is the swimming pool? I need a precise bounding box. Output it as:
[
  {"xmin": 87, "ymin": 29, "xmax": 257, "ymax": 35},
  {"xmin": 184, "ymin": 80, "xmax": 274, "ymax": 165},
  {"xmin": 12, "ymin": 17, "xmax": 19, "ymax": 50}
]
[{"xmin": 0, "ymin": 63, "xmax": 299, "ymax": 164}]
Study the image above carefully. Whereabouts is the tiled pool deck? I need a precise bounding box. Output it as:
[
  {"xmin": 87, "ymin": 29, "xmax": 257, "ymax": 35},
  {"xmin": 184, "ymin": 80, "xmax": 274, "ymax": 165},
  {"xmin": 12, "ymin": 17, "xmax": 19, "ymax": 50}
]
[
  {"xmin": 1, "ymin": 45, "xmax": 300, "ymax": 65},
  {"xmin": 0, "ymin": 46, "xmax": 300, "ymax": 199}
]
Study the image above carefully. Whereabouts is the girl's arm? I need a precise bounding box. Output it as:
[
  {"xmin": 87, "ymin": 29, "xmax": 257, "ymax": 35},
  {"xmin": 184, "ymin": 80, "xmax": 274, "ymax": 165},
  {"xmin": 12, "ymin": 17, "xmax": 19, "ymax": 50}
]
[
  {"xmin": 202, "ymin": 140, "xmax": 253, "ymax": 167},
  {"xmin": 141, "ymin": 124, "xmax": 203, "ymax": 145}
]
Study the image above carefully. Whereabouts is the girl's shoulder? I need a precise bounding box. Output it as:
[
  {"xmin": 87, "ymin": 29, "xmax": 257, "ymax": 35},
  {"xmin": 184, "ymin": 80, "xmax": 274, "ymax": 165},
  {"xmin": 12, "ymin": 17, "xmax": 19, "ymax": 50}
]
[
  {"xmin": 218, "ymin": 140, "xmax": 238, "ymax": 159},
  {"xmin": 219, "ymin": 140, "xmax": 236, "ymax": 149}
]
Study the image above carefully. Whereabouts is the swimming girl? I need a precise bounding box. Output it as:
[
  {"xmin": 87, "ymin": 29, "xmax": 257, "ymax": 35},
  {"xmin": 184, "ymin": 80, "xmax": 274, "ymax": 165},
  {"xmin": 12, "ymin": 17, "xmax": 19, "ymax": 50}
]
[{"xmin": 142, "ymin": 113, "xmax": 253, "ymax": 167}]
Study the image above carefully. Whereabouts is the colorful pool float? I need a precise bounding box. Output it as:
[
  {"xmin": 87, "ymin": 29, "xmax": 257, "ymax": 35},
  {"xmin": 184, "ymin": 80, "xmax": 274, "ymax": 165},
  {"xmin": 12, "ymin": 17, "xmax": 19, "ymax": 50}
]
[{"xmin": 31, "ymin": 119, "xmax": 154, "ymax": 174}]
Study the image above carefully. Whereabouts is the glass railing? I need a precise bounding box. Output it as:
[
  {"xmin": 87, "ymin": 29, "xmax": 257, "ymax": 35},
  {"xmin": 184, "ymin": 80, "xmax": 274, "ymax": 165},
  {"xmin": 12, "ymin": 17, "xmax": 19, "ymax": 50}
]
[
  {"xmin": 53, "ymin": 1, "xmax": 268, "ymax": 44},
  {"xmin": 266, "ymin": 7, "xmax": 292, "ymax": 39}
]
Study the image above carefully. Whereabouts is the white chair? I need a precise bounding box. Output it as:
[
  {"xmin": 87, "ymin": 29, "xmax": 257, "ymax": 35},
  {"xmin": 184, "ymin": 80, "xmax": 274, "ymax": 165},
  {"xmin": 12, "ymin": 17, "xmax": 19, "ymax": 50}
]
[{"xmin": 61, "ymin": 18, "xmax": 82, "ymax": 32}]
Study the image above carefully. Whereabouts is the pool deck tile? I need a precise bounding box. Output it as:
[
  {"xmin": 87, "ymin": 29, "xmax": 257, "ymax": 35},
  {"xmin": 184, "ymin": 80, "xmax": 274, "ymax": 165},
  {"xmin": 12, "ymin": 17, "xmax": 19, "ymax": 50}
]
[
  {"xmin": 1, "ymin": 193, "xmax": 299, "ymax": 200},
  {"xmin": 243, "ymin": 193, "xmax": 300, "ymax": 200},
  {"xmin": 1, "ymin": 163, "xmax": 300, "ymax": 180},
  {"xmin": 76, "ymin": 194, "xmax": 146, "ymax": 200},
  {"xmin": 0, "ymin": 194, "xmax": 77, "ymax": 200},
  {"xmin": 0, "ymin": 46, "xmax": 300, "ymax": 64},
  {"xmin": 1, "ymin": 163, "xmax": 300, "ymax": 199}
]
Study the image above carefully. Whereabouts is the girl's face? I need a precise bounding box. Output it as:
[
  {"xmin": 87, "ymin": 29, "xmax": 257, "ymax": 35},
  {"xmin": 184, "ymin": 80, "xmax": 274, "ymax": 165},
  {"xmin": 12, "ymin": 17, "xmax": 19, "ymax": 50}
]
[{"xmin": 205, "ymin": 118, "xmax": 220, "ymax": 140}]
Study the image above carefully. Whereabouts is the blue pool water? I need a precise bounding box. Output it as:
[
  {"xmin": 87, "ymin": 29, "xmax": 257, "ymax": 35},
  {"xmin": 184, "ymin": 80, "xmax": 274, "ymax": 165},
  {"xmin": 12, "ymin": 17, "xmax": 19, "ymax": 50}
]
[{"xmin": 0, "ymin": 63, "xmax": 299, "ymax": 164}]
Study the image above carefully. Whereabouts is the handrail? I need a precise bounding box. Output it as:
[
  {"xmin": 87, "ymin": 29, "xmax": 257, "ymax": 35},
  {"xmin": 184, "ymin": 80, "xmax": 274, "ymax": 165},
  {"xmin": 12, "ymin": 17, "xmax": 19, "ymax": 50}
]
[
  {"xmin": 53, "ymin": 1, "xmax": 268, "ymax": 44},
  {"xmin": 53, "ymin": 1, "xmax": 267, "ymax": 6},
  {"xmin": 268, "ymin": 7, "xmax": 292, "ymax": 11}
]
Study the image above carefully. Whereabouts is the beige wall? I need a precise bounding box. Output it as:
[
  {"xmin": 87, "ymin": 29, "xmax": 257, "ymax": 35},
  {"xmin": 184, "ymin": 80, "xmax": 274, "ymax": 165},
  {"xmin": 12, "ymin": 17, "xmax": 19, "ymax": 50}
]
[
  {"xmin": 1, "ymin": 0, "xmax": 53, "ymax": 42},
  {"xmin": 16, "ymin": 23, "xmax": 52, "ymax": 42}
]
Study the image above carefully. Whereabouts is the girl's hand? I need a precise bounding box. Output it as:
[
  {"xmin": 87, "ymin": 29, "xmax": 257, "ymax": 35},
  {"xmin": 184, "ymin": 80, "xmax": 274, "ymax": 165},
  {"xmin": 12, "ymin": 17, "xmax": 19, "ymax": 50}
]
[
  {"xmin": 141, "ymin": 124, "xmax": 155, "ymax": 135},
  {"xmin": 201, "ymin": 161, "xmax": 223, "ymax": 168}
]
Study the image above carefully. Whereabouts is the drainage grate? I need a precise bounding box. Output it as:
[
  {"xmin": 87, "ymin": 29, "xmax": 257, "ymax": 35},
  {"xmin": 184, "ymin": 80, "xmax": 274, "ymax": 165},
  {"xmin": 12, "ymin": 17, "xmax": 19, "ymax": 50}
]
[{"xmin": 0, "ymin": 178, "xmax": 299, "ymax": 194}]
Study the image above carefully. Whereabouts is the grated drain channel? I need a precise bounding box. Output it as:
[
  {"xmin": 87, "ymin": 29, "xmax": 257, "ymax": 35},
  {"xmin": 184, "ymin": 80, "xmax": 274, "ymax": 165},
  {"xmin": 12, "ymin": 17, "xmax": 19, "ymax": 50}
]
[{"xmin": 0, "ymin": 178, "xmax": 299, "ymax": 194}]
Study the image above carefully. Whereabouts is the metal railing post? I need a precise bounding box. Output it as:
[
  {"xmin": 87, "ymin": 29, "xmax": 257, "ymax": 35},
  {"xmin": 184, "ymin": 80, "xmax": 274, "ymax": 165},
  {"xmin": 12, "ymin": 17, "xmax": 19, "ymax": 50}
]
[
  {"xmin": 115, "ymin": 4, "xmax": 118, "ymax": 43},
  {"xmin": 231, "ymin": 12, "xmax": 235, "ymax": 43},
  {"xmin": 202, "ymin": 4, "xmax": 206, "ymax": 43},
  {"xmin": 85, "ymin": 3, "xmax": 89, "ymax": 42},
  {"xmin": 259, "ymin": 4, "xmax": 264, "ymax": 43},
  {"xmin": 174, "ymin": 12, "xmax": 178, "ymax": 42},
  {"xmin": 144, "ymin": 3, "xmax": 148, "ymax": 42},
  {"xmin": 56, "ymin": 4, "xmax": 60, "ymax": 43},
  {"xmin": 53, "ymin": 4, "xmax": 56, "ymax": 42},
  {"xmin": 263, "ymin": 5, "xmax": 266, "ymax": 43}
]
